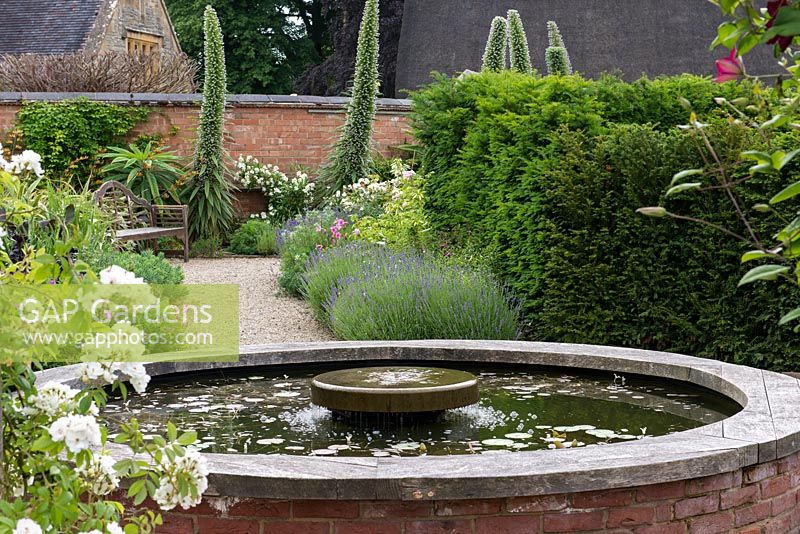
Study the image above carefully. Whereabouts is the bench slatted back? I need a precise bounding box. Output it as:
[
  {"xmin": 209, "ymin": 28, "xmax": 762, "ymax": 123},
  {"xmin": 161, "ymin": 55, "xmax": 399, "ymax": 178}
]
[{"xmin": 93, "ymin": 181, "xmax": 154, "ymax": 231}]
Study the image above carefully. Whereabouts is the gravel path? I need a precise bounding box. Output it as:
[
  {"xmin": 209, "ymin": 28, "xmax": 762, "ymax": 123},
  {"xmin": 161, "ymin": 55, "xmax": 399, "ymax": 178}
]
[{"xmin": 178, "ymin": 257, "xmax": 335, "ymax": 345}]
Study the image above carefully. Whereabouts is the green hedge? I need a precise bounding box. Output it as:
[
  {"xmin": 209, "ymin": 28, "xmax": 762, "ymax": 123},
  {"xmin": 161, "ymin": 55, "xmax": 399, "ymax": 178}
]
[{"xmin": 412, "ymin": 72, "xmax": 800, "ymax": 370}]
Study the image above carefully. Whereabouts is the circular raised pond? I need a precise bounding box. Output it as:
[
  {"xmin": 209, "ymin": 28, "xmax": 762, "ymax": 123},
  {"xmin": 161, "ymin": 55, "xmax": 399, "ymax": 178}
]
[{"xmin": 38, "ymin": 341, "xmax": 800, "ymax": 533}]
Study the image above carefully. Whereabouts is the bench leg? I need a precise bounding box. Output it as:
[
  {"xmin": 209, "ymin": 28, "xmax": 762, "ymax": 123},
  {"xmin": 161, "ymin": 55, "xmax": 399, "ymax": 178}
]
[{"xmin": 183, "ymin": 232, "xmax": 189, "ymax": 263}]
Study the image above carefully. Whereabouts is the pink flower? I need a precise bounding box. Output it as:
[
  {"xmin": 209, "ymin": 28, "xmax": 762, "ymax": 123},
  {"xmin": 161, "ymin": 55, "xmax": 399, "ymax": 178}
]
[
  {"xmin": 316, "ymin": 244, "xmax": 324, "ymax": 252},
  {"xmin": 715, "ymin": 48, "xmax": 744, "ymax": 83},
  {"xmin": 402, "ymin": 170, "xmax": 415, "ymax": 179},
  {"xmin": 353, "ymin": 228, "xmax": 361, "ymax": 236}
]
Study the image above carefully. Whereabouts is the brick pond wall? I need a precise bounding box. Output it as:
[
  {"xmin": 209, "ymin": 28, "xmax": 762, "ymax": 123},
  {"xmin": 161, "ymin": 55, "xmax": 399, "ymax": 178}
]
[
  {"xmin": 126, "ymin": 450, "xmax": 800, "ymax": 534},
  {"xmin": 0, "ymin": 93, "xmax": 413, "ymax": 216}
]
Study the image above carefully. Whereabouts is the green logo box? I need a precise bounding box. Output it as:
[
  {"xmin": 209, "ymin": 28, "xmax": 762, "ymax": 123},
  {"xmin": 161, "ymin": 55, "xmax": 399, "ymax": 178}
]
[{"xmin": 0, "ymin": 284, "xmax": 240, "ymax": 364}]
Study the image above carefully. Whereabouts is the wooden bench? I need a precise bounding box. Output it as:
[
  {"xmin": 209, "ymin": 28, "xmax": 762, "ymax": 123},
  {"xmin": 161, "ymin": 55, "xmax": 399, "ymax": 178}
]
[{"xmin": 94, "ymin": 180, "xmax": 189, "ymax": 262}]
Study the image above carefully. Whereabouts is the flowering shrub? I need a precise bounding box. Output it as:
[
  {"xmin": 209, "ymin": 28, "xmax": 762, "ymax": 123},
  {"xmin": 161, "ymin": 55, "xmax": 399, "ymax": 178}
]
[
  {"xmin": 276, "ymin": 209, "xmax": 353, "ymax": 295},
  {"xmin": 236, "ymin": 156, "xmax": 314, "ymax": 222},
  {"xmin": 0, "ymin": 258, "xmax": 207, "ymax": 533},
  {"xmin": 327, "ymin": 159, "xmax": 415, "ymax": 218},
  {"xmin": 1, "ymin": 164, "xmax": 207, "ymax": 531},
  {"xmin": 354, "ymin": 168, "xmax": 434, "ymax": 251},
  {"xmin": 0, "ymin": 145, "xmax": 44, "ymax": 178},
  {"xmin": 638, "ymin": 0, "xmax": 800, "ymax": 332}
]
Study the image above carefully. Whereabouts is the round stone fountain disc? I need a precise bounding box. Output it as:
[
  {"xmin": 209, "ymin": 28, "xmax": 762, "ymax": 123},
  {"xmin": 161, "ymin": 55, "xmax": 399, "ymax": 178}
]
[{"xmin": 310, "ymin": 366, "xmax": 480, "ymax": 414}]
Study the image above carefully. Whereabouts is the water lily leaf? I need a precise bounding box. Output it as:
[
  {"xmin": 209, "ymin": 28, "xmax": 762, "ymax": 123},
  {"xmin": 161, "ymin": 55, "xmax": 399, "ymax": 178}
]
[
  {"xmin": 256, "ymin": 438, "xmax": 284, "ymax": 445},
  {"xmin": 481, "ymin": 438, "xmax": 515, "ymax": 447},
  {"xmin": 738, "ymin": 264, "xmax": 790, "ymax": 286}
]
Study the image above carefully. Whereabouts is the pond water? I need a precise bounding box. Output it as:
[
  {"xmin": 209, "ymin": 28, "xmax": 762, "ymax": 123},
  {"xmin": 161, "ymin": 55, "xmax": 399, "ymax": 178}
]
[{"xmin": 103, "ymin": 363, "xmax": 741, "ymax": 457}]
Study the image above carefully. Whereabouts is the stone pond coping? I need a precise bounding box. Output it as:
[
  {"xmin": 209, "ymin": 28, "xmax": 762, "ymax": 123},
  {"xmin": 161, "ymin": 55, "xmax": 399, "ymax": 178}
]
[{"xmin": 37, "ymin": 341, "xmax": 800, "ymax": 502}]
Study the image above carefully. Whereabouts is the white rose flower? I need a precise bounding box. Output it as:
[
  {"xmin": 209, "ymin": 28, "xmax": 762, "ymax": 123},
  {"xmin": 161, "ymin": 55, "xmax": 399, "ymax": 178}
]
[
  {"xmin": 99, "ymin": 265, "xmax": 144, "ymax": 285},
  {"xmin": 154, "ymin": 449, "xmax": 209, "ymax": 510},
  {"xmin": 48, "ymin": 414, "xmax": 102, "ymax": 453},
  {"xmin": 107, "ymin": 523, "xmax": 124, "ymax": 534},
  {"xmin": 76, "ymin": 452, "xmax": 119, "ymax": 495},
  {"xmin": 27, "ymin": 382, "xmax": 79, "ymax": 417},
  {"xmin": 12, "ymin": 518, "xmax": 43, "ymax": 534}
]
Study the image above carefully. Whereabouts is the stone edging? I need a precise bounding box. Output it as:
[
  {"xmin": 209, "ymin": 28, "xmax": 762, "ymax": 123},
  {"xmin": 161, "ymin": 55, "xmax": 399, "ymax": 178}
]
[{"xmin": 36, "ymin": 341, "xmax": 800, "ymax": 502}]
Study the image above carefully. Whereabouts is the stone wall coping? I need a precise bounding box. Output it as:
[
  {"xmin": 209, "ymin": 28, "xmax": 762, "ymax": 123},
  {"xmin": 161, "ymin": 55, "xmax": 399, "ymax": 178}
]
[
  {"xmin": 0, "ymin": 92, "xmax": 412, "ymax": 111},
  {"xmin": 37, "ymin": 341, "xmax": 800, "ymax": 501}
]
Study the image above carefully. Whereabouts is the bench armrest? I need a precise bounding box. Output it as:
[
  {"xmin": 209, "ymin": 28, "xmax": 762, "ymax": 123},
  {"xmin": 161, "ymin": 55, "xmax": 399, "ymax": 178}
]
[{"xmin": 152, "ymin": 205, "xmax": 188, "ymax": 229}]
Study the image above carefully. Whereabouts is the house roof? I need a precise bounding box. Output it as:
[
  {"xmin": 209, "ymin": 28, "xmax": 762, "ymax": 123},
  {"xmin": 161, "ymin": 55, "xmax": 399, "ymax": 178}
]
[{"xmin": 0, "ymin": 0, "xmax": 104, "ymax": 54}]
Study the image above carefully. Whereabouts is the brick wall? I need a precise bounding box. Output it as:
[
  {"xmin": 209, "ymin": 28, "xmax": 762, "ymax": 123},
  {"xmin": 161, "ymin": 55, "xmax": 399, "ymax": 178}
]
[
  {"xmin": 0, "ymin": 93, "xmax": 412, "ymax": 216},
  {"xmin": 0, "ymin": 93, "xmax": 412, "ymax": 171},
  {"xmin": 122, "ymin": 450, "xmax": 800, "ymax": 534}
]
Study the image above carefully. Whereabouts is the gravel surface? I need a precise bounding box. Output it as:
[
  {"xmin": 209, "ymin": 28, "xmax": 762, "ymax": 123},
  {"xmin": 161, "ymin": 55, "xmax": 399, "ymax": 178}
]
[{"xmin": 178, "ymin": 257, "xmax": 335, "ymax": 345}]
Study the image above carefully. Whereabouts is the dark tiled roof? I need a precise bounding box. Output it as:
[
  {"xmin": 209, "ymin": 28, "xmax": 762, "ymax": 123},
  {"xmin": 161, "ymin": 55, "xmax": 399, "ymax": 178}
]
[{"xmin": 0, "ymin": 0, "xmax": 104, "ymax": 54}]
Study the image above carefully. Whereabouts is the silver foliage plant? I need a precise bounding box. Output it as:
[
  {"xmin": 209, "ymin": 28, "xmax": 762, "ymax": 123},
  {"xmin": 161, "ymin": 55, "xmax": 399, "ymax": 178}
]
[
  {"xmin": 545, "ymin": 21, "xmax": 573, "ymax": 75},
  {"xmin": 482, "ymin": 16, "xmax": 508, "ymax": 72},
  {"xmin": 320, "ymin": 0, "xmax": 380, "ymax": 194}
]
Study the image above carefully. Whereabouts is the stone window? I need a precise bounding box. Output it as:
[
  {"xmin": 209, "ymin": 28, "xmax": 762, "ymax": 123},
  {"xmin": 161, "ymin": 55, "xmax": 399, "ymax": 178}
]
[{"xmin": 126, "ymin": 31, "xmax": 161, "ymax": 56}]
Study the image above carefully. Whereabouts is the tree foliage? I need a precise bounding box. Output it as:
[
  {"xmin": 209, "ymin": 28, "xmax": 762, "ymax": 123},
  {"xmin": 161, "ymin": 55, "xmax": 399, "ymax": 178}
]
[{"xmin": 164, "ymin": 0, "xmax": 330, "ymax": 94}]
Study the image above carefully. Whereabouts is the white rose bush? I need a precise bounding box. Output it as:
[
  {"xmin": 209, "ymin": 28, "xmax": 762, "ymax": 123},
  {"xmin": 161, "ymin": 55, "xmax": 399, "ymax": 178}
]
[
  {"xmin": 236, "ymin": 155, "xmax": 314, "ymax": 222},
  {"xmin": 1, "ymin": 219, "xmax": 208, "ymax": 533}
]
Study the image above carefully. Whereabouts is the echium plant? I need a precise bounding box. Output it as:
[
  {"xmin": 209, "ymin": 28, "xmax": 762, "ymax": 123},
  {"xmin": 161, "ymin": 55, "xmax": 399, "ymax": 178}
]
[
  {"xmin": 507, "ymin": 10, "xmax": 534, "ymax": 75},
  {"xmin": 187, "ymin": 5, "xmax": 235, "ymax": 241},
  {"xmin": 0, "ymin": 164, "xmax": 208, "ymax": 533},
  {"xmin": 482, "ymin": 16, "xmax": 508, "ymax": 72},
  {"xmin": 545, "ymin": 21, "xmax": 572, "ymax": 75},
  {"xmin": 319, "ymin": 0, "xmax": 380, "ymax": 194},
  {"xmin": 638, "ymin": 0, "xmax": 800, "ymax": 327}
]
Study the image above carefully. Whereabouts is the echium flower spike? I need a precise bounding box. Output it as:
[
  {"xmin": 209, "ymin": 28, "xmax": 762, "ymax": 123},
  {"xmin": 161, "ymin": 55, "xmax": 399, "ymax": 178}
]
[
  {"xmin": 507, "ymin": 9, "xmax": 534, "ymax": 75},
  {"xmin": 189, "ymin": 5, "xmax": 236, "ymax": 239},
  {"xmin": 482, "ymin": 16, "xmax": 508, "ymax": 72},
  {"xmin": 319, "ymin": 0, "xmax": 380, "ymax": 193},
  {"xmin": 545, "ymin": 21, "xmax": 572, "ymax": 75}
]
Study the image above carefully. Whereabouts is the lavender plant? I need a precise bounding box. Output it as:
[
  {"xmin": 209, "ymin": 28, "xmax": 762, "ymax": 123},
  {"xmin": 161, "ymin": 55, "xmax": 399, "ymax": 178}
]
[
  {"xmin": 304, "ymin": 243, "xmax": 521, "ymax": 340},
  {"xmin": 482, "ymin": 17, "xmax": 508, "ymax": 72}
]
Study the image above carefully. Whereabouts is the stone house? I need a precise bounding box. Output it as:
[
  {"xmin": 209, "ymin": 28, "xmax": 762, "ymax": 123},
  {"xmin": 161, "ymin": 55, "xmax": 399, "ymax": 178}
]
[{"xmin": 0, "ymin": 0, "xmax": 181, "ymax": 56}]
